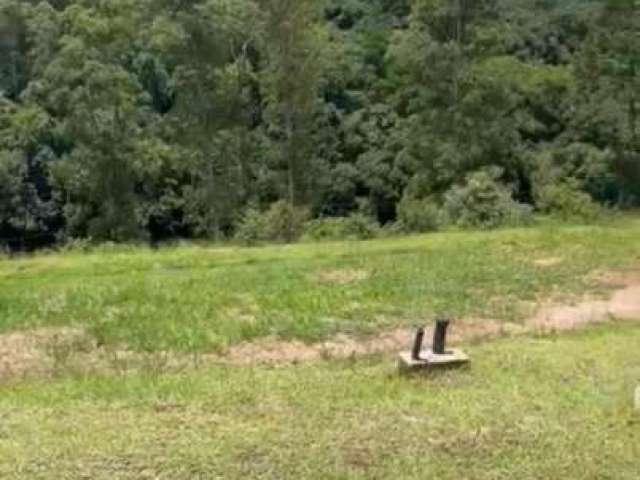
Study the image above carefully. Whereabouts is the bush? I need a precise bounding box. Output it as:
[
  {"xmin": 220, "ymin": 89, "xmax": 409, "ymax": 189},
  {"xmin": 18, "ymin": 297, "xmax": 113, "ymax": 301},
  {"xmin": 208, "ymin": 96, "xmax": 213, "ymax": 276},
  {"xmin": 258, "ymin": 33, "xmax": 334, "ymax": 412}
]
[
  {"xmin": 396, "ymin": 197, "xmax": 442, "ymax": 233},
  {"xmin": 303, "ymin": 214, "xmax": 380, "ymax": 241},
  {"xmin": 263, "ymin": 201, "xmax": 309, "ymax": 243},
  {"xmin": 55, "ymin": 237, "xmax": 92, "ymax": 253},
  {"xmin": 443, "ymin": 168, "xmax": 532, "ymax": 229},
  {"xmin": 535, "ymin": 183, "xmax": 602, "ymax": 222},
  {"xmin": 234, "ymin": 207, "xmax": 267, "ymax": 245},
  {"xmin": 234, "ymin": 201, "xmax": 309, "ymax": 244}
]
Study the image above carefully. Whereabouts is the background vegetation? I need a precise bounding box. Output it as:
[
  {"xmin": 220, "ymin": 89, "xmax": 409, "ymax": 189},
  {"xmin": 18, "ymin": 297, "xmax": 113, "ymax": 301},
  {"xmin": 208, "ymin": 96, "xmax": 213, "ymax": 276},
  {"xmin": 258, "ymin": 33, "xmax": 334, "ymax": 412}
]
[{"xmin": 0, "ymin": 0, "xmax": 638, "ymax": 250}]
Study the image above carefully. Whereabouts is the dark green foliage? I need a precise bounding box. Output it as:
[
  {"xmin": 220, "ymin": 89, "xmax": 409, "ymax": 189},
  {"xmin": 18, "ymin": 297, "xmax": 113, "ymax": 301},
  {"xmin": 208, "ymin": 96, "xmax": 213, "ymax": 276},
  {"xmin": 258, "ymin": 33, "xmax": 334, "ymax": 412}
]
[
  {"xmin": 396, "ymin": 196, "xmax": 441, "ymax": 233},
  {"xmin": 443, "ymin": 168, "xmax": 533, "ymax": 229},
  {"xmin": 302, "ymin": 213, "xmax": 380, "ymax": 241},
  {"xmin": 0, "ymin": 149, "xmax": 58, "ymax": 248},
  {"xmin": 261, "ymin": 200, "xmax": 309, "ymax": 243},
  {"xmin": 234, "ymin": 201, "xmax": 309, "ymax": 244},
  {"xmin": 535, "ymin": 183, "xmax": 603, "ymax": 221},
  {"xmin": 0, "ymin": 0, "xmax": 637, "ymax": 250},
  {"xmin": 233, "ymin": 206, "xmax": 267, "ymax": 245}
]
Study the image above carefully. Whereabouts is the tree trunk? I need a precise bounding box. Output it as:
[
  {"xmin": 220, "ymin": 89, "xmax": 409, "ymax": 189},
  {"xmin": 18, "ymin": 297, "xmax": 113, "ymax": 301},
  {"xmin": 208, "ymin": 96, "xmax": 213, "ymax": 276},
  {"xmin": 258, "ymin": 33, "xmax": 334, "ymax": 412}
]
[{"xmin": 285, "ymin": 108, "xmax": 296, "ymax": 206}]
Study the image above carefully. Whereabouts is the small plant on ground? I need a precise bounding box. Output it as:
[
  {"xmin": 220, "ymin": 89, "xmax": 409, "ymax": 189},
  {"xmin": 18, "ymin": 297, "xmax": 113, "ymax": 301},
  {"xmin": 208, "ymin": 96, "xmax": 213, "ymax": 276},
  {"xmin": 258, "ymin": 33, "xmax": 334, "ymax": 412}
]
[{"xmin": 45, "ymin": 332, "xmax": 95, "ymax": 375}]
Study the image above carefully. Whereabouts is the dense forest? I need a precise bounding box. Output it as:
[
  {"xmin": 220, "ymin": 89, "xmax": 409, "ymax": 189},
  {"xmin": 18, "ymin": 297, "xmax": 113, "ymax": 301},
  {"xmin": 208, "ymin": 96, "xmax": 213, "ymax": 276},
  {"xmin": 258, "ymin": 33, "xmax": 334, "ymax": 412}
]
[{"xmin": 0, "ymin": 0, "xmax": 638, "ymax": 249}]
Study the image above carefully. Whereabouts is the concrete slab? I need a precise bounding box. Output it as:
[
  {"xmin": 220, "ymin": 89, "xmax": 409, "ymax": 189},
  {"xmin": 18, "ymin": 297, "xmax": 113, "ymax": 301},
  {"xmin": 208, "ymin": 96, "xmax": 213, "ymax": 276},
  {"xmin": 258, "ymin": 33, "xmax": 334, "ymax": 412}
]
[
  {"xmin": 398, "ymin": 348, "xmax": 470, "ymax": 373},
  {"xmin": 635, "ymin": 386, "xmax": 640, "ymax": 411}
]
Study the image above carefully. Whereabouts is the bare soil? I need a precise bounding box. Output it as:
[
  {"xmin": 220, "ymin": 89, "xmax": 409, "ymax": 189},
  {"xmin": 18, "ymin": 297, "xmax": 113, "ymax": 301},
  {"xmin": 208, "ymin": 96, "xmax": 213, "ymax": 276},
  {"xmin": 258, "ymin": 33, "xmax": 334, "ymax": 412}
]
[
  {"xmin": 0, "ymin": 328, "xmax": 91, "ymax": 382},
  {"xmin": 532, "ymin": 257, "xmax": 564, "ymax": 268},
  {"xmin": 2, "ymin": 269, "xmax": 640, "ymax": 381},
  {"xmin": 311, "ymin": 268, "xmax": 370, "ymax": 285}
]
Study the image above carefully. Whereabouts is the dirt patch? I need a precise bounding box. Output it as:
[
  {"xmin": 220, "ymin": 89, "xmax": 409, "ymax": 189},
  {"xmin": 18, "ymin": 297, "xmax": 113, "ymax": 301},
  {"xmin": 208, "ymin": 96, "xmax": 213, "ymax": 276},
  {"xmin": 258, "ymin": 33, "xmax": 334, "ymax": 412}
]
[
  {"xmin": 312, "ymin": 268, "xmax": 370, "ymax": 285},
  {"xmin": 529, "ymin": 300, "xmax": 613, "ymax": 331},
  {"xmin": 0, "ymin": 328, "xmax": 90, "ymax": 381},
  {"xmin": 0, "ymin": 331, "xmax": 48, "ymax": 380},
  {"xmin": 530, "ymin": 269, "xmax": 640, "ymax": 332},
  {"xmin": 449, "ymin": 318, "xmax": 526, "ymax": 342},
  {"xmin": 2, "ymin": 269, "xmax": 640, "ymax": 379},
  {"xmin": 592, "ymin": 269, "xmax": 640, "ymax": 289},
  {"xmin": 216, "ymin": 269, "xmax": 640, "ymax": 364},
  {"xmin": 532, "ymin": 257, "xmax": 563, "ymax": 268},
  {"xmin": 217, "ymin": 320, "xmax": 526, "ymax": 366},
  {"xmin": 219, "ymin": 338, "xmax": 323, "ymax": 365},
  {"xmin": 214, "ymin": 329, "xmax": 410, "ymax": 366},
  {"xmin": 608, "ymin": 284, "xmax": 640, "ymax": 320}
]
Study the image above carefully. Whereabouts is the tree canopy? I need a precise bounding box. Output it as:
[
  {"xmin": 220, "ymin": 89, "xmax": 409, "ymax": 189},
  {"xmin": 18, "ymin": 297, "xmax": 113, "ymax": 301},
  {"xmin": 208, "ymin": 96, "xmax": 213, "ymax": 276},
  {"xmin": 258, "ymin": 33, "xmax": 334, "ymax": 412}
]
[{"xmin": 0, "ymin": 0, "xmax": 637, "ymax": 249}]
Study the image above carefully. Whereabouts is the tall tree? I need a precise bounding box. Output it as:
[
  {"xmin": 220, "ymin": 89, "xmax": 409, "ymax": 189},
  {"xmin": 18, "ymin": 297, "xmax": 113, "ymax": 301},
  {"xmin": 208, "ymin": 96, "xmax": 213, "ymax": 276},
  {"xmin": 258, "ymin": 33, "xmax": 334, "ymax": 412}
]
[
  {"xmin": 22, "ymin": 1, "xmax": 152, "ymax": 240},
  {"xmin": 0, "ymin": 1, "xmax": 29, "ymax": 100},
  {"xmin": 602, "ymin": 0, "xmax": 640, "ymax": 197},
  {"xmin": 147, "ymin": 0, "xmax": 261, "ymax": 238},
  {"xmin": 260, "ymin": 0, "xmax": 326, "ymax": 206},
  {"xmin": 389, "ymin": 0, "xmax": 522, "ymax": 197},
  {"xmin": 573, "ymin": 0, "xmax": 640, "ymax": 202}
]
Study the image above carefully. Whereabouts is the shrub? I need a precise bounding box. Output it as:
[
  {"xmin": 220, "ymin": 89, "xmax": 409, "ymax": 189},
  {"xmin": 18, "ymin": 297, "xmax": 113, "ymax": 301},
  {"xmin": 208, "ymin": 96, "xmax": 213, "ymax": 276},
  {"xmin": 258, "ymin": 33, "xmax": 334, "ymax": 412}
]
[
  {"xmin": 234, "ymin": 206, "xmax": 268, "ymax": 245},
  {"xmin": 443, "ymin": 168, "xmax": 532, "ymax": 229},
  {"xmin": 263, "ymin": 201, "xmax": 309, "ymax": 243},
  {"xmin": 234, "ymin": 201, "xmax": 309, "ymax": 244},
  {"xmin": 303, "ymin": 214, "xmax": 380, "ymax": 241},
  {"xmin": 57, "ymin": 237, "xmax": 94, "ymax": 253},
  {"xmin": 396, "ymin": 197, "xmax": 442, "ymax": 233},
  {"xmin": 535, "ymin": 183, "xmax": 602, "ymax": 222}
]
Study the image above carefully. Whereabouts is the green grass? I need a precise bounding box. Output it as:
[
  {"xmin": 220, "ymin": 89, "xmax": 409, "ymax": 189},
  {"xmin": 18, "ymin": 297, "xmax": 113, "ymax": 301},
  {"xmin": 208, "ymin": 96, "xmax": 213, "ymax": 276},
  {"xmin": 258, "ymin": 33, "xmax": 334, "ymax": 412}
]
[
  {"xmin": 1, "ymin": 217, "xmax": 640, "ymax": 352},
  {"xmin": 2, "ymin": 219, "xmax": 640, "ymax": 478},
  {"xmin": 1, "ymin": 324, "xmax": 639, "ymax": 479}
]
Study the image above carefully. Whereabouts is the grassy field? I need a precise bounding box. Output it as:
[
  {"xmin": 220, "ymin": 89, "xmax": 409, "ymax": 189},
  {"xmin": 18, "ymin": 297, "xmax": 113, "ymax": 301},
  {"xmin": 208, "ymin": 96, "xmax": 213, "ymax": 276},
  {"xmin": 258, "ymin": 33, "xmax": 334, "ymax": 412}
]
[
  {"xmin": 1, "ymin": 324, "xmax": 639, "ymax": 479},
  {"xmin": 1, "ymin": 217, "xmax": 640, "ymax": 352},
  {"xmin": 1, "ymin": 218, "xmax": 640, "ymax": 478}
]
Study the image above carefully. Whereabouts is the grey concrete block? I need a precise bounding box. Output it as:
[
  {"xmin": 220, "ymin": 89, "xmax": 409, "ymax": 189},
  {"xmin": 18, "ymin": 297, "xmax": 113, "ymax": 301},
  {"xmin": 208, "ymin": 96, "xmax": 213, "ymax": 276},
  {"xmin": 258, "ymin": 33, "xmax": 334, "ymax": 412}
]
[{"xmin": 398, "ymin": 348, "xmax": 470, "ymax": 373}]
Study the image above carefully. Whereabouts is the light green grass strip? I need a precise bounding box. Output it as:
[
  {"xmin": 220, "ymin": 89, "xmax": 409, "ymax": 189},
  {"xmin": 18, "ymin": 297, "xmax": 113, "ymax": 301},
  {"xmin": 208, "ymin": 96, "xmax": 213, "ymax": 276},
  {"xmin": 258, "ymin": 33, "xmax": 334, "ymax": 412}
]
[{"xmin": 1, "ymin": 219, "xmax": 639, "ymax": 352}]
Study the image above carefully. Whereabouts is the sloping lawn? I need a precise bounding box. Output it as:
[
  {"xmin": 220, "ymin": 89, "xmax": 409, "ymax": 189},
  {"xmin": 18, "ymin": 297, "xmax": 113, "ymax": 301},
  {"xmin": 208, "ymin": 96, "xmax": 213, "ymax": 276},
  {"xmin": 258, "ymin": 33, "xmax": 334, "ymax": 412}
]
[
  {"xmin": 1, "ymin": 324, "xmax": 639, "ymax": 479},
  {"xmin": 1, "ymin": 219, "xmax": 640, "ymax": 352}
]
